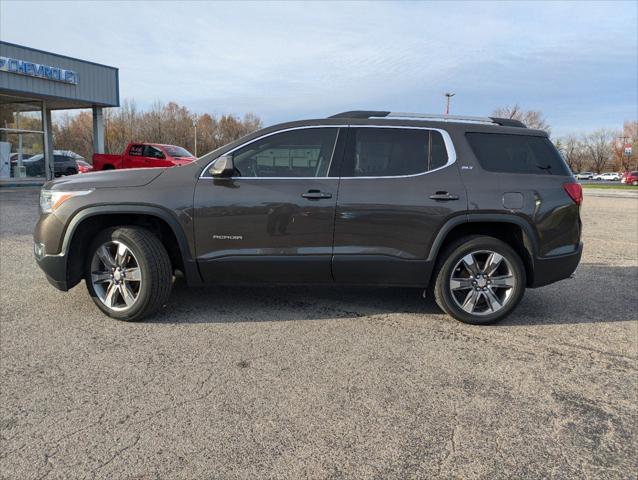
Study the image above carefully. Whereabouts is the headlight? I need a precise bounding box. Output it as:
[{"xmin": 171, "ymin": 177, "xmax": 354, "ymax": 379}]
[{"xmin": 40, "ymin": 189, "xmax": 93, "ymax": 213}]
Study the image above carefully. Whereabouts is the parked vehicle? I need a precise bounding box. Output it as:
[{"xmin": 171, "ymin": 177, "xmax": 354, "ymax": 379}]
[
  {"xmin": 574, "ymin": 172, "xmax": 594, "ymax": 180},
  {"xmin": 34, "ymin": 111, "xmax": 583, "ymax": 325},
  {"xmin": 92, "ymin": 143, "xmax": 196, "ymax": 171},
  {"xmin": 22, "ymin": 150, "xmax": 85, "ymax": 177},
  {"xmin": 593, "ymin": 172, "xmax": 621, "ymax": 181},
  {"xmin": 76, "ymin": 159, "xmax": 94, "ymax": 174},
  {"xmin": 621, "ymin": 171, "xmax": 638, "ymax": 185},
  {"xmin": 9, "ymin": 152, "xmax": 33, "ymax": 164},
  {"xmin": 9, "ymin": 152, "xmax": 34, "ymax": 177}
]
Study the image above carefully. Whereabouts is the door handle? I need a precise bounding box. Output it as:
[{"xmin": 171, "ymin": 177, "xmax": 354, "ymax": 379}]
[
  {"xmin": 429, "ymin": 192, "xmax": 460, "ymax": 201},
  {"xmin": 302, "ymin": 190, "xmax": 332, "ymax": 200}
]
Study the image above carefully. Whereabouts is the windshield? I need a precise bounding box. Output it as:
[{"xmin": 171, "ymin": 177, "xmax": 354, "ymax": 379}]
[{"xmin": 164, "ymin": 145, "xmax": 194, "ymax": 158}]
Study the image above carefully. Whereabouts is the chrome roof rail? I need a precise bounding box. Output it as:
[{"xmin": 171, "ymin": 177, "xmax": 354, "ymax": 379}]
[{"xmin": 328, "ymin": 111, "xmax": 526, "ymax": 128}]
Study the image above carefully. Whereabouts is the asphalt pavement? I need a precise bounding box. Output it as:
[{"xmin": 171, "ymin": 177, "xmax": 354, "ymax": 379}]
[{"xmin": 1, "ymin": 188, "xmax": 636, "ymax": 479}]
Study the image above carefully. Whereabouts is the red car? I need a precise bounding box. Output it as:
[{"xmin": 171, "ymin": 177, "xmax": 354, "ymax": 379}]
[
  {"xmin": 93, "ymin": 143, "xmax": 196, "ymax": 171},
  {"xmin": 621, "ymin": 171, "xmax": 638, "ymax": 186}
]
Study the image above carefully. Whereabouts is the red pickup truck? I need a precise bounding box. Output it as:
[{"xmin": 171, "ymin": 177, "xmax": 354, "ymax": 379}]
[{"xmin": 92, "ymin": 143, "xmax": 196, "ymax": 171}]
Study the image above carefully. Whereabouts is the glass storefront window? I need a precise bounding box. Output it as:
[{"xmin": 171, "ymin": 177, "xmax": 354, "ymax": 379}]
[
  {"xmin": 0, "ymin": 98, "xmax": 45, "ymax": 179},
  {"xmin": 0, "ymin": 101, "xmax": 43, "ymax": 131},
  {"xmin": 0, "ymin": 132, "xmax": 45, "ymax": 178}
]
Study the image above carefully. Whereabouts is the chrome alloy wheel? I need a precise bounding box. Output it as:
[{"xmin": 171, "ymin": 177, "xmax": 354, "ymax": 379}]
[
  {"xmin": 449, "ymin": 250, "xmax": 516, "ymax": 316},
  {"xmin": 90, "ymin": 241, "xmax": 142, "ymax": 311}
]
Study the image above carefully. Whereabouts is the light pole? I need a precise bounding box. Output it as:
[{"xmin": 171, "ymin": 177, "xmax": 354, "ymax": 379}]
[
  {"xmin": 192, "ymin": 117, "xmax": 198, "ymax": 157},
  {"xmin": 444, "ymin": 92, "xmax": 455, "ymax": 115}
]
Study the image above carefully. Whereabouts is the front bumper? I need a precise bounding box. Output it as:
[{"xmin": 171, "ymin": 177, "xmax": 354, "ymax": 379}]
[
  {"xmin": 34, "ymin": 242, "xmax": 69, "ymax": 291},
  {"xmin": 530, "ymin": 242, "xmax": 583, "ymax": 288}
]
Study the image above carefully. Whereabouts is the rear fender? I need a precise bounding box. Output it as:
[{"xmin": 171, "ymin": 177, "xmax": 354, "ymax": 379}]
[{"xmin": 427, "ymin": 213, "xmax": 540, "ymax": 262}]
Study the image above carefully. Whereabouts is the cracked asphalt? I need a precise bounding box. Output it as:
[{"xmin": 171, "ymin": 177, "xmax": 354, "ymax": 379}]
[{"xmin": 1, "ymin": 188, "xmax": 636, "ymax": 479}]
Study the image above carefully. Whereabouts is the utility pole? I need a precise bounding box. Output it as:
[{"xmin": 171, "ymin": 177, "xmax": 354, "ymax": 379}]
[{"xmin": 444, "ymin": 92, "xmax": 455, "ymax": 115}]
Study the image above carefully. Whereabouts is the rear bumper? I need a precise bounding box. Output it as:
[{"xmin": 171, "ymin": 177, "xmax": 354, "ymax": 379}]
[
  {"xmin": 530, "ymin": 242, "xmax": 583, "ymax": 288},
  {"xmin": 34, "ymin": 243, "xmax": 69, "ymax": 291}
]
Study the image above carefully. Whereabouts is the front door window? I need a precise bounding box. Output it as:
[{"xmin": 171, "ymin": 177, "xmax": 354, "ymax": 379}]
[{"xmin": 230, "ymin": 128, "xmax": 338, "ymax": 178}]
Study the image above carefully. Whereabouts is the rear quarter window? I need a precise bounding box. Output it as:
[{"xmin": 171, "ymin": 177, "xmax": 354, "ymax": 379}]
[{"xmin": 466, "ymin": 132, "xmax": 571, "ymax": 175}]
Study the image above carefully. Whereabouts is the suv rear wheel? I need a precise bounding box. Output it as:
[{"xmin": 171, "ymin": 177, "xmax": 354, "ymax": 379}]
[
  {"xmin": 85, "ymin": 227, "xmax": 172, "ymax": 321},
  {"xmin": 433, "ymin": 235, "xmax": 526, "ymax": 324}
]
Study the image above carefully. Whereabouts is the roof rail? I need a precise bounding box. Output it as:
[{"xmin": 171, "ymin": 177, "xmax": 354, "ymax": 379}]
[{"xmin": 328, "ymin": 111, "xmax": 526, "ymax": 128}]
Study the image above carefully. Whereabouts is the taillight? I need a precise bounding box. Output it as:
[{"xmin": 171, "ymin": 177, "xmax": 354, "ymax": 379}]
[{"xmin": 563, "ymin": 182, "xmax": 583, "ymax": 206}]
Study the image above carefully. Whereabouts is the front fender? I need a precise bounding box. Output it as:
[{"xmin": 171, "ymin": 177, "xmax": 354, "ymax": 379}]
[{"xmin": 61, "ymin": 204, "xmax": 203, "ymax": 287}]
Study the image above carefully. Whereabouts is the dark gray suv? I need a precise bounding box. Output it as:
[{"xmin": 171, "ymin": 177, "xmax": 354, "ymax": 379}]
[{"xmin": 34, "ymin": 111, "xmax": 583, "ymax": 324}]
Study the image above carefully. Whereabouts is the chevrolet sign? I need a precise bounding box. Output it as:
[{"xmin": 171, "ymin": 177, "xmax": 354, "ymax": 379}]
[{"xmin": 0, "ymin": 56, "xmax": 79, "ymax": 84}]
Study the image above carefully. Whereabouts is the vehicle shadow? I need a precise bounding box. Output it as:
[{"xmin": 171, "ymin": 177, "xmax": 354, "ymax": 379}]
[
  {"xmin": 154, "ymin": 283, "xmax": 440, "ymax": 325},
  {"xmin": 152, "ymin": 263, "xmax": 637, "ymax": 327},
  {"xmin": 500, "ymin": 263, "xmax": 637, "ymax": 326}
]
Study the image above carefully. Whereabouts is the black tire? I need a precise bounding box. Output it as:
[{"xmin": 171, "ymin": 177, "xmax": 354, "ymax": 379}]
[
  {"xmin": 85, "ymin": 227, "xmax": 172, "ymax": 321},
  {"xmin": 102, "ymin": 164, "xmax": 115, "ymax": 170},
  {"xmin": 65, "ymin": 168, "xmax": 77, "ymax": 176},
  {"xmin": 432, "ymin": 235, "xmax": 526, "ymax": 325}
]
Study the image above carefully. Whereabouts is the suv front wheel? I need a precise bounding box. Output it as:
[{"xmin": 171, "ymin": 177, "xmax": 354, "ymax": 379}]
[
  {"xmin": 85, "ymin": 227, "xmax": 172, "ymax": 321},
  {"xmin": 433, "ymin": 235, "xmax": 526, "ymax": 324}
]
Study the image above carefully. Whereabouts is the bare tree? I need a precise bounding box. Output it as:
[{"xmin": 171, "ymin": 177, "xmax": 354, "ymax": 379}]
[
  {"xmin": 572, "ymin": 148, "xmax": 589, "ymax": 174},
  {"xmin": 52, "ymin": 100, "xmax": 263, "ymax": 161},
  {"xmin": 492, "ymin": 104, "xmax": 551, "ymax": 135},
  {"xmin": 558, "ymin": 134, "xmax": 582, "ymax": 172},
  {"xmin": 582, "ymin": 129, "xmax": 613, "ymax": 173}
]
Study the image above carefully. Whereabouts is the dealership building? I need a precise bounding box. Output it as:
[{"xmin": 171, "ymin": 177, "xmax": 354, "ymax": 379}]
[{"xmin": 0, "ymin": 41, "xmax": 119, "ymax": 182}]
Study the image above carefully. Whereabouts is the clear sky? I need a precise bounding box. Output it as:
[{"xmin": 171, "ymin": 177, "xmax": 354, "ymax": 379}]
[{"xmin": 1, "ymin": 0, "xmax": 636, "ymax": 137}]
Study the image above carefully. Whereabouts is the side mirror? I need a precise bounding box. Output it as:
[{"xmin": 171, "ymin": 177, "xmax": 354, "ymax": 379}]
[{"xmin": 208, "ymin": 155, "xmax": 235, "ymax": 177}]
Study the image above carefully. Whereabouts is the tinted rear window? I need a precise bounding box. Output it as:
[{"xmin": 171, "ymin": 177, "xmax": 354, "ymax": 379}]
[{"xmin": 466, "ymin": 133, "xmax": 571, "ymax": 175}]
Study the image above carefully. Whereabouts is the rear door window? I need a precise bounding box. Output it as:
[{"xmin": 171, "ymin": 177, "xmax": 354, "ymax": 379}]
[
  {"xmin": 342, "ymin": 128, "xmax": 449, "ymax": 177},
  {"xmin": 466, "ymin": 133, "xmax": 570, "ymax": 175},
  {"xmin": 143, "ymin": 145, "xmax": 165, "ymax": 158}
]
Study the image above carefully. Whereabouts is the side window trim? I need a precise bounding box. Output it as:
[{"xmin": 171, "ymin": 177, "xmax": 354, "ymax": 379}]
[{"xmin": 199, "ymin": 124, "xmax": 457, "ymax": 179}]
